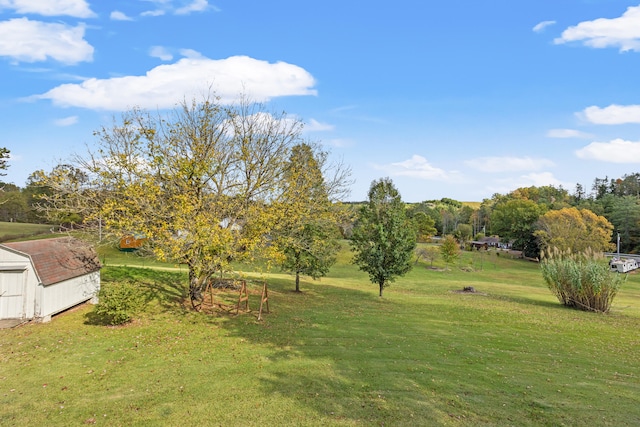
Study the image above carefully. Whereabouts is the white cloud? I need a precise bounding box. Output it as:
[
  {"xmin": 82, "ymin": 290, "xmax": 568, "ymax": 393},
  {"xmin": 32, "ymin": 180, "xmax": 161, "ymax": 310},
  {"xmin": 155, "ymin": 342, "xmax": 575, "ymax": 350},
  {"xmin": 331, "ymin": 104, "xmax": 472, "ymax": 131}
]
[
  {"xmin": 533, "ymin": 20, "xmax": 556, "ymax": 33},
  {"xmin": 140, "ymin": 0, "xmax": 216, "ymax": 16},
  {"xmin": 555, "ymin": 5, "xmax": 640, "ymax": 52},
  {"xmin": 110, "ymin": 10, "xmax": 133, "ymax": 21},
  {"xmin": 150, "ymin": 46, "xmax": 173, "ymax": 61},
  {"xmin": 141, "ymin": 9, "xmax": 165, "ymax": 17},
  {"xmin": 576, "ymin": 138, "xmax": 640, "ymax": 163},
  {"xmin": 546, "ymin": 128, "xmax": 594, "ymax": 139},
  {"xmin": 375, "ymin": 155, "xmax": 455, "ymax": 181},
  {"xmin": 54, "ymin": 115, "xmax": 78, "ymax": 126},
  {"xmin": 0, "ymin": 18, "xmax": 93, "ymax": 64},
  {"xmin": 489, "ymin": 172, "xmax": 572, "ymax": 195},
  {"xmin": 579, "ymin": 104, "xmax": 640, "ymax": 125},
  {"xmin": 34, "ymin": 55, "xmax": 317, "ymax": 110},
  {"xmin": 304, "ymin": 119, "xmax": 334, "ymax": 132},
  {"xmin": 519, "ymin": 172, "xmax": 569, "ymax": 187},
  {"xmin": 465, "ymin": 156, "xmax": 554, "ymax": 172},
  {"xmin": 0, "ymin": 0, "xmax": 95, "ymax": 17},
  {"xmin": 179, "ymin": 48, "xmax": 204, "ymax": 59},
  {"xmin": 175, "ymin": 0, "xmax": 209, "ymax": 15}
]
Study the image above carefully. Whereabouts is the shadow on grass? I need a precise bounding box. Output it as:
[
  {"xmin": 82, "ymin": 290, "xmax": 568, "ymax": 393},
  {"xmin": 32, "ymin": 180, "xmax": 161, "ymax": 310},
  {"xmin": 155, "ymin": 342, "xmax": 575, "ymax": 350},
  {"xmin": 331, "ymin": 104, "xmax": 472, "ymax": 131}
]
[
  {"xmin": 83, "ymin": 310, "xmax": 113, "ymax": 326},
  {"xmin": 480, "ymin": 291, "xmax": 566, "ymax": 311},
  {"xmin": 216, "ymin": 278, "xmax": 521, "ymax": 425},
  {"xmin": 102, "ymin": 266, "xmax": 188, "ymax": 309},
  {"xmin": 81, "ymin": 264, "xmax": 639, "ymax": 425},
  {"xmin": 218, "ymin": 273, "xmax": 640, "ymax": 426},
  {"xmin": 84, "ymin": 266, "xmax": 190, "ymax": 326}
]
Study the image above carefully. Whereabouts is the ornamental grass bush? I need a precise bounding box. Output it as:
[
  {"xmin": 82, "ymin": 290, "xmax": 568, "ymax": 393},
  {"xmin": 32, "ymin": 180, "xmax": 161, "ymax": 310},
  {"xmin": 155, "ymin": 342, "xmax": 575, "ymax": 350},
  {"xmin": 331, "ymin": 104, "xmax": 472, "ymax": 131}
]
[{"xmin": 540, "ymin": 247, "xmax": 624, "ymax": 313}]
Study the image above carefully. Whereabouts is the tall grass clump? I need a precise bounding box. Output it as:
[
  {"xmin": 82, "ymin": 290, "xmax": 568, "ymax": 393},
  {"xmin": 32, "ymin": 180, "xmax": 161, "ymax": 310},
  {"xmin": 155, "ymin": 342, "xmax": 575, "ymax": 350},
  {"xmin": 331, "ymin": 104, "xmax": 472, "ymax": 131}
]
[{"xmin": 540, "ymin": 247, "xmax": 624, "ymax": 313}]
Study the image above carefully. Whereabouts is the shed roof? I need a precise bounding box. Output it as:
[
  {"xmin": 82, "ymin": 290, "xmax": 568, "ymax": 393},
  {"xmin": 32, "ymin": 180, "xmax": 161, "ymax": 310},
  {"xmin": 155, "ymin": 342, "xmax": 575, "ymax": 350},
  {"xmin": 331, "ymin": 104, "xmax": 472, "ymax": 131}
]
[{"xmin": 1, "ymin": 237, "xmax": 102, "ymax": 286}]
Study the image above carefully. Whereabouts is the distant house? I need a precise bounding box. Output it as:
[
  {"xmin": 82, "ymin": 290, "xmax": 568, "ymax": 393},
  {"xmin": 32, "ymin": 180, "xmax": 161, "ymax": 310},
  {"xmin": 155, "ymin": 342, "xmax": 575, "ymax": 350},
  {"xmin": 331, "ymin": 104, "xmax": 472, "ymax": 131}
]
[
  {"xmin": 119, "ymin": 233, "xmax": 147, "ymax": 251},
  {"xmin": 470, "ymin": 241, "xmax": 489, "ymax": 250},
  {"xmin": 0, "ymin": 237, "xmax": 101, "ymax": 323},
  {"xmin": 480, "ymin": 236, "xmax": 501, "ymax": 247},
  {"xmin": 470, "ymin": 236, "xmax": 503, "ymax": 250}
]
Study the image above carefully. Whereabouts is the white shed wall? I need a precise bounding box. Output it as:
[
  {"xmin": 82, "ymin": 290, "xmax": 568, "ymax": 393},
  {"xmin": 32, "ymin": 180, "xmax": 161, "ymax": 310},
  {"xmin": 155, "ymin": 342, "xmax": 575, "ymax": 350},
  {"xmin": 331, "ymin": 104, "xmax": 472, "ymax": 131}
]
[
  {"xmin": 39, "ymin": 271, "xmax": 101, "ymax": 322},
  {"xmin": 0, "ymin": 250, "xmax": 37, "ymax": 320}
]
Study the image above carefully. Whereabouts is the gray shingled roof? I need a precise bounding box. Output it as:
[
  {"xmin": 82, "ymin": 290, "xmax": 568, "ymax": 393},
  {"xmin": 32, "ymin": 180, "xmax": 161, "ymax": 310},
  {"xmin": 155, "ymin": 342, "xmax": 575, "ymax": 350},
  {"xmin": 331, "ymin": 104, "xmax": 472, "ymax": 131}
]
[{"xmin": 2, "ymin": 237, "xmax": 102, "ymax": 286}]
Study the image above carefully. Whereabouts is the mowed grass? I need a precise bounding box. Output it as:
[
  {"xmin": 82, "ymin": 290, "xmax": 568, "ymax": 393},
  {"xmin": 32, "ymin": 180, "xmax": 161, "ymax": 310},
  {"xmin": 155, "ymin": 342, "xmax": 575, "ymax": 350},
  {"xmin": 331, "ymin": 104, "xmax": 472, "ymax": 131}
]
[
  {"xmin": 0, "ymin": 222, "xmax": 52, "ymax": 241},
  {"xmin": 1, "ymin": 244, "xmax": 640, "ymax": 426}
]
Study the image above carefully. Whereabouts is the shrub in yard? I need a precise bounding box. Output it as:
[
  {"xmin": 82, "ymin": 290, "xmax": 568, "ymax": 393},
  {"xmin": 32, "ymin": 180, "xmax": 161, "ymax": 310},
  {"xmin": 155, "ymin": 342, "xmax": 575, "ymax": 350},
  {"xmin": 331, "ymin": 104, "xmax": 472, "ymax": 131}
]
[
  {"xmin": 540, "ymin": 247, "xmax": 624, "ymax": 313},
  {"xmin": 94, "ymin": 280, "xmax": 145, "ymax": 325},
  {"xmin": 440, "ymin": 234, "xmax": 460, "ymax": 268}
]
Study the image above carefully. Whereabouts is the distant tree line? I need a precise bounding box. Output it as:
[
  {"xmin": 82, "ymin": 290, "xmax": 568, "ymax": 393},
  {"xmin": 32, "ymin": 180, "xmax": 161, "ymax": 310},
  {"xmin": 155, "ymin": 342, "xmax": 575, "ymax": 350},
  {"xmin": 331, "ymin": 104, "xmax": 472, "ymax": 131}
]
[
  {"xmin": 5, "ymin": 126, "xmax": 640, "ymax": 261},
  {"xmin": 368, "ymin": 173, "xmax": 640, "ymax": 257}
]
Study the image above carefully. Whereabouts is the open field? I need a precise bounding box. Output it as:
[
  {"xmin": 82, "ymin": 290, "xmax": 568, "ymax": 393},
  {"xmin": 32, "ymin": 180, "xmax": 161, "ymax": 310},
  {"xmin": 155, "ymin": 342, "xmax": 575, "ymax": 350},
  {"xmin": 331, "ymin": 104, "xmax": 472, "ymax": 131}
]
[
  {"xmin": 1, "ymin": 245, "xmax": 640, "ymax": 426},
  {"xmin": 0, "ymin": 222, "xmax": 53, "ymax": 242}
]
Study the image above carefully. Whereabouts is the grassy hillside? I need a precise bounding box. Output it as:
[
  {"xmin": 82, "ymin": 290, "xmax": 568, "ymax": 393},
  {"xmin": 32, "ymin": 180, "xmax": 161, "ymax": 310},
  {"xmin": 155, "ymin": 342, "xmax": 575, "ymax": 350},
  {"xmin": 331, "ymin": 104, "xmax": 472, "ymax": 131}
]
[
  {"xmin": 1, "ymin": 245, "xmax": 639, "ymax": 426},
  {"xmin": 0, "ymin": 221, "xmax": 53, "ymax": 242}
]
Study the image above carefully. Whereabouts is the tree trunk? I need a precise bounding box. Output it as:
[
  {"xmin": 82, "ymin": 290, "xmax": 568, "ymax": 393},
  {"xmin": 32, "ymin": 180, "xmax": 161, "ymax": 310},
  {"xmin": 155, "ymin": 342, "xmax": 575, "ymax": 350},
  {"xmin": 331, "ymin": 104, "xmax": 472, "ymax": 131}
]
[
  {"xmin": 188, "ymin": 263, "xmax": 198, "ymax": 295},
  {"xmin": 295, "ymin": 271, "xmax": 300, "ymax": 292},
  {"xmin": 379, "ymin": 281, "xmax": 384, "ymax": 297}
]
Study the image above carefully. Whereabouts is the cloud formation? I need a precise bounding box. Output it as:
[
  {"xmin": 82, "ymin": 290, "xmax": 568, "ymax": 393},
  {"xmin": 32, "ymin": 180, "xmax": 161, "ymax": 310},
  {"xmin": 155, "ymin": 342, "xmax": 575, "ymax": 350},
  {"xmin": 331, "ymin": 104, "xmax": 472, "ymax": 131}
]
[
  {"xmin": 141, "ymin": 9, "xmax": 165, "ymax": 17},
  {"xmin": 54, "ymin": 115, "xmax": 78, "ymax": 126},
  {"xmin": 465, "ymin": 156, "xmax": 554, "ymax": 172},
  {"xmin": 0, "ymin": 18, "xmax": 93, "ymax": 64},
  {"xmin": 576, "ymin": 138, "xmax": 640, "ymax": 163},
  {"xmin": 175, "ymin": 0, "xmax": 210, "ymax": 15},
  {"xmin": 35, "ymin": 55, "xmax": 317, "ymax": 110},
  {"xmin": 533, "ymin": 20, "xmax": 556, "ymax": 33},
  {"xmin": 141, "ymin": 0, "xmax": 216, "ymax": 17},
  {"xmin": 149, "ymin": 46, "xmax": 173, "ymax": 61},
  {"xmin": 546, "ymin": 129, "xmax": 593, "ymax": 139},
  {"xmin": 375, "ymin": 155, "xmax": 454, "ymax": 181},
  {"xmin": 489, "ymin": 172, "xmax": 573, "ymax": 195},
  {"xmin": 580, "ymin": 104, "xmax": 640, "ymax": 125},
  {"xmin": 110, "ymin": 10, "xmax": 133, "ymax": 21},
  {"xmin": 0, "ymin": 0, "xmax": 95, "ymax": 17},
  {"xmin": 304, "ymin": 119, "xmax": 334, "ymax": 132},
  {"xmin": 555, "ymin": 5, "xmax": 640, "ymax": 52}
]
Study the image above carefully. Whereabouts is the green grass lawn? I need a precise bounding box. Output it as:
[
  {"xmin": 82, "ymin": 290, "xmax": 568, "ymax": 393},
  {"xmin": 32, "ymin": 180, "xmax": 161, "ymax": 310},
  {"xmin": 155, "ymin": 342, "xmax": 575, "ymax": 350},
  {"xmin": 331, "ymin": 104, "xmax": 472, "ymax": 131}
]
[
  {"xmin": 1, "ymin": 245, "xmax": 639, "ymax": 426},
  {"xmin": 0, "ymin": 222, "xmax": 53, "ymax": 241}
]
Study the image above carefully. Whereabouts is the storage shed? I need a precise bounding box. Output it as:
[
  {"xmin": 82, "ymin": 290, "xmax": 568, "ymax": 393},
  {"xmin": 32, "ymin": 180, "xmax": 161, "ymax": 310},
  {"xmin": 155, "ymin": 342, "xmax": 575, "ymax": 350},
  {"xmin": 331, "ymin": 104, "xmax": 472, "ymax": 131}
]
[{"xmin": 0, "ymin": 237, "xmax": 101, "ymax": 323}]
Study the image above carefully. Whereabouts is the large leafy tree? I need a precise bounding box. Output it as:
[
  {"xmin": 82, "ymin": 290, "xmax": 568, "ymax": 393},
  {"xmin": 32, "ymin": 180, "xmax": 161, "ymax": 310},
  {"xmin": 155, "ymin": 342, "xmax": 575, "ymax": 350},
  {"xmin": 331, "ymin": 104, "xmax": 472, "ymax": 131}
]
[
  {"xmin": 535, "ymin": 207, "xmax": 614, "ymax": 254},
  {"xmin": 274, "ymin": 143, "xmax": 349, "ymax": 291},
  {"xmin": 29, "ymin": 165, "xmax": 87, "ymax": 227},
  {"xmin": 350, "ymin": 178, "xmax": 416, "ymax": 297},
  {"xmin": 35, "ymin": 95, "xmax": 310, "ymax": 298},
  {"xmin": 491, "ymin": 198, "xmax": 546, "ymax": 257},
  {"xmin": 509, "ymin": 185, "xmax": 571, "ymax": 209},
  {"xmin": 607, "ymin": 196, "xmax": 640, "ymax": 253},
  {"xmin": 409, "ymin": 211, "xmax": 437, "ymax": 242}
]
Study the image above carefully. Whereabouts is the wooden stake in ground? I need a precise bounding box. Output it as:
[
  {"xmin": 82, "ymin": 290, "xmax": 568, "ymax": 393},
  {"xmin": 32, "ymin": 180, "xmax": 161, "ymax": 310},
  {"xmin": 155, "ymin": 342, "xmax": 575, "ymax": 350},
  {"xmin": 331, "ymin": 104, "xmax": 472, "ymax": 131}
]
[
  {"xmin": 236, "ymin": 280, "xmax": 249, "ymax": 314},
  {"xmin": 258, "ymin": 282, "xmax": 270, "ymax": 320}
]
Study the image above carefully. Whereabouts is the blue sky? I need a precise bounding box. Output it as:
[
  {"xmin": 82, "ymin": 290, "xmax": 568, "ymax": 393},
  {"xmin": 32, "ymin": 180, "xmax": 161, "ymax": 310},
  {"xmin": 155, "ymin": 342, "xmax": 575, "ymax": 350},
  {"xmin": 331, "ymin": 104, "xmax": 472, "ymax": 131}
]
[{"xmin": 2, "ymin": 0, "xmax": 640, "ymax": 202}]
